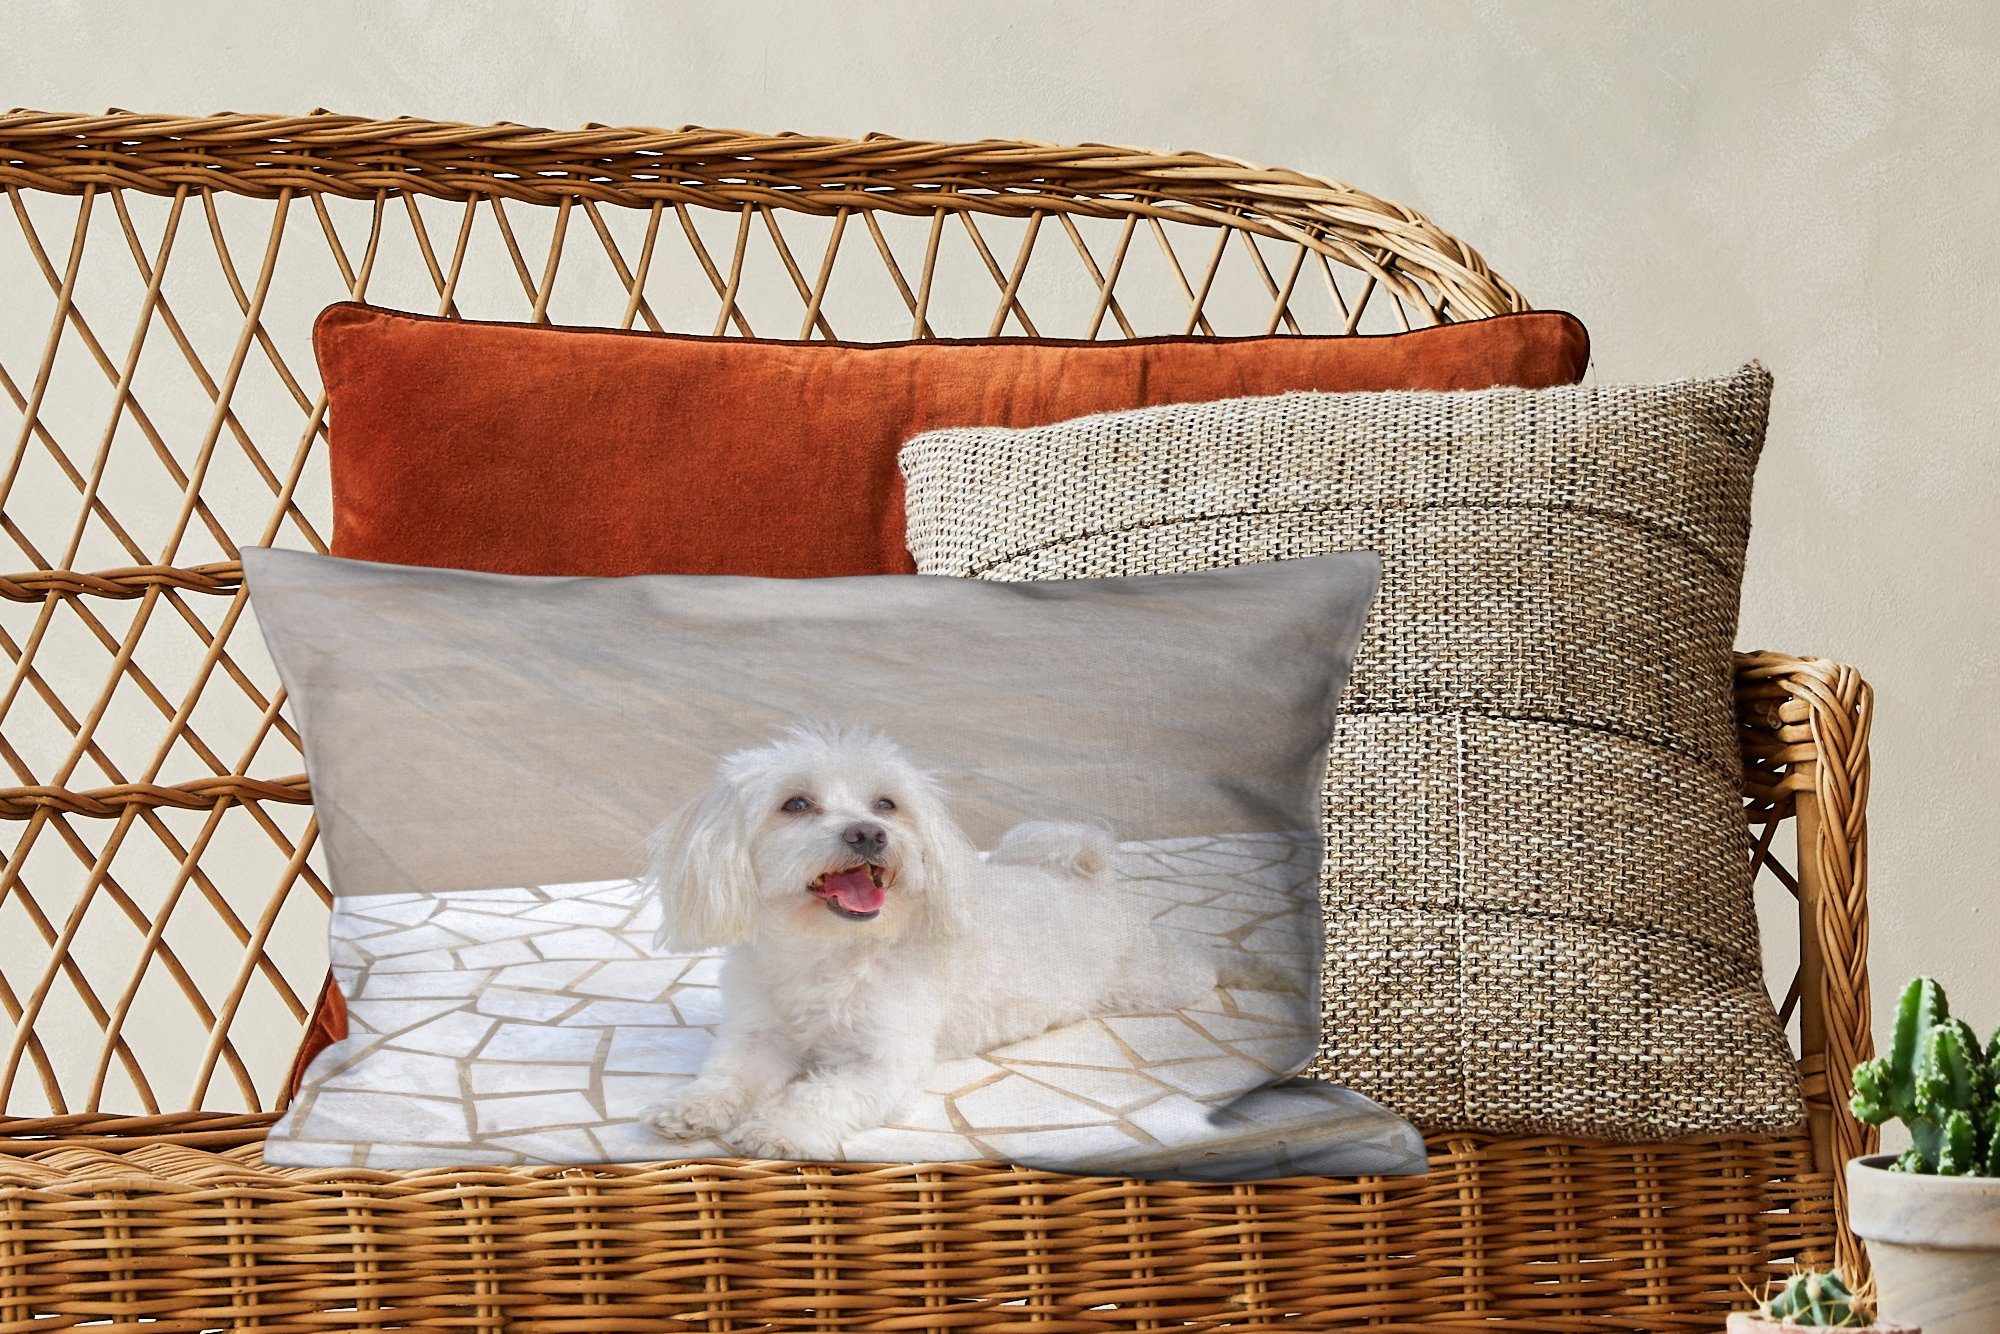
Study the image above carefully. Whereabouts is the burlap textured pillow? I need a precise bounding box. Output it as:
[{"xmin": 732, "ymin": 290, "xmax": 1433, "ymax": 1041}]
[{"xmin": 898, "ymin": 364, "xmax": 1802, "ymax": 1139}]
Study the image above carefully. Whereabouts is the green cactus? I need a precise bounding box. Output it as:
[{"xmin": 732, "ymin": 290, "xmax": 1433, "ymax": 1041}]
[
  {"xmin": 1757, "ymin": 1269, "xmax": 1872, "ymax": 1326},
  {"xmin": 1850, "ymin": 975, "xmax": 2000, "ymax": 1176},
  {"xmin": 1940, "ymin": 1108, "xmax": 1979, "ymax": 1174}
]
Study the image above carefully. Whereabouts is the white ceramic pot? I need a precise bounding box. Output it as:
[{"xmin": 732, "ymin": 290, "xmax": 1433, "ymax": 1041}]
[{"xmin": 1849, "ymin": 1154, "xmax": 2000, "ymax": 1334}]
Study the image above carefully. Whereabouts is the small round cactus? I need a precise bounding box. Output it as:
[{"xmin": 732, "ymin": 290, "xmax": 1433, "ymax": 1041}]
[{"xmin": 1758, "ymin": 1269, "xmax": 1872, "ymax": 1327}]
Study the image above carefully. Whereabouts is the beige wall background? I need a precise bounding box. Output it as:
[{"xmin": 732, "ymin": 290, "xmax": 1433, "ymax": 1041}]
[{"xmin": 3, "ymin": 0, "xmax": 1995, "ymax": 1102}]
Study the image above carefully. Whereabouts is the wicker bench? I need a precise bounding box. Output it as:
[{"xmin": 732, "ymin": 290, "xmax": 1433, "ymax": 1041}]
[{"xmin": 0, "ymin": 111, "xmax": 1874, "ymax": 1332}]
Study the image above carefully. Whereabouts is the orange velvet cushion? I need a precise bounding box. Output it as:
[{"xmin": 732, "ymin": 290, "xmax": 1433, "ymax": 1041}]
[
  {"xmin": 316, "ymin": 304, "xmax": 1590, "ymax": 579},
  {"xmin": 286, "ymin": 303, "xmax": 1590, "ymax": 1097}
]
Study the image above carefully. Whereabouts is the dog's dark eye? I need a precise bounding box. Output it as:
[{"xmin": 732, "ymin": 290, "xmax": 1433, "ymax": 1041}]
[
  {"xmin": 781, "ymin": 795, "xmax": 813, "ymax": 813},
  {"xmin": 873, "ymin": 797, "xmax": 896, "ymax": 812}
]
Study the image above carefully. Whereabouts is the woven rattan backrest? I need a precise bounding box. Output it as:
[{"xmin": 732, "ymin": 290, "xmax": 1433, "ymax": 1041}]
[{"xmin": 0, "ymin": 110, "xmax": 1574, "ymax": 1119}]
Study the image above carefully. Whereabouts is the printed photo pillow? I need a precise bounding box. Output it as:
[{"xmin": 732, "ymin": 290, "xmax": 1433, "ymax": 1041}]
[{"xmin": 249, "ymin": 547, "xmax": 1422, "ymax": 1178}]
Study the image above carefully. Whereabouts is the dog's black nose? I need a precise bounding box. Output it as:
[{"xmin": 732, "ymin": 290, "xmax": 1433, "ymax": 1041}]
[{"xmin": 842, "ymin": 822, "xmax": 888, "ymax": 854}]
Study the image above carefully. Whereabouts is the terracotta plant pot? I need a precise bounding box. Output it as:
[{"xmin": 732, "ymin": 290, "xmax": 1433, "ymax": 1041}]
[
  {"xmin": 1725, "ymin": 1315, "xmax": 1918, "ymax": 1334},
  {"xmin": 1849, "ymin": 1153, "xmax": 2000, "ymax": 1334}
]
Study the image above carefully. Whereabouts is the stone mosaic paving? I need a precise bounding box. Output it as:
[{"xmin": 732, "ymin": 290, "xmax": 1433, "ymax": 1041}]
[{"xmin": 269, "ymin": 833, "xmax": 1426, "ymax": 1178}]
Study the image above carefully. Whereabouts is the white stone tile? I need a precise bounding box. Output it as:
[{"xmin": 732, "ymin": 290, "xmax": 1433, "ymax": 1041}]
[
  {"xmin": 1157, "ymin": 904, "xmax": 1259, "ymax": 935},
  {"xmin": 668, "ymin": 988, "xmax": 723, "ymax": 1026},
  {"xmin": 600, "ymin": 1118, "xmax": 721, "ymax": 1160},
  {"xmin": 567, "ymin": 999, "xmax": 674, "ymax": 1026},
  {"xmin": 394, "ymin": 1010, "xmax": 496, "ymax": 1056},
  {"xmin": 343, "ymin": 917, "xmax": 430, "ymax": 943},
  {"xmin": 1146, "ymin": 1057, "xmax": 1266, "ymax": 1101},
  {"xmin": 479, "ymin": 1022, "xmax": 604, "ymax": 1064},
  {"xmin": 976, "ymin": 1124, "xmax": 1144, "ymax": 1166},
  {"xmin": 1227, "ymin": 1035, "xmax": 1313, "ymax": 1072},
  {"xmin": 1205, "ymin": 890, "xmax": 1294, "ymax": 915},
  {"xmin": 1013, "ymin": 1064, "xmax": 1167, "ymax": 1112},
  {"xmin": 604, "ymin": 1026, "xmax": 710, "ymax": 1075},
  {"xmin": 1182, "ymin": 1009, "xmax": 1292, "ymax": 1040},
  {"xmin": 457, "ymin": 938, "xmax": 539, "ymax": 969},
  {"xmin": 458, "ymin": 886, "xmax": 543, "ymax": 903},
  {"xmin": 880, "ymin": 1095, "xmax": 956, "ymax": 1132},
  {"xmin": 281, "ymin": 831, "xmax": 1412, "ymax": 1175},
  {"xmin": 1123, "ymin": 1093, "xmax": 1224, "ymax": 1145},
  {"xmin": 356, "ymin": 998, "xmax": 471, "ymax": 1034},
  {"xmin": 492, "ymin": 959, "xmax": 596, "ymax": 990},
  {"xmin": 474, "ymin": 1091, "xmax": 600, "ymax": 1135},
  {"xmin": 262, "ymin": 1139, "xmax": 367, "ymax": 1169},
  {"xmin": 365, "ymin": 923, "xmax": 473, "ymax": 957},
  {"xmin": 1121, "ymin": 878, "xmax": 1206, "ymax": 904},
  {"xmin": 534, "ymin": 926, "xmax": 641, "ymax": 960},
  {"xmin": 1223, "ymin": 830, "xmax": 1306, "ymax": 852},
  {"xmin": 319, "ymin": 1046, "xmax": 462, "ymax": 1092},
  {"xmin": 1172, "ymin": 845, "xmax": 1281, "ymax": 869},
  {"xmin": 357, "ymin": 971, "xmax": 488, "ymax": 999},
  {"xmin": 677, "ymin": 957, "xmax": 723, "ymax": 986},
  {"xmin": 486, "ymin": 1128, "xmax": 611, "ymax": 1163},
  {"xmin": 341, "ymin": 896, "xmax": 436, "ymax": 926},
  {"xmin": 428, "ymin": 909, "xmax": 533, "ymax": 943},
  {"xmin": 601, "ymin": 1073, "xmax": 673, "ymax": 1118},
  {"xmin": 368, "ymin": 948, "xmax": 467, "ymax": 973},
  {"xmin": 569, "ymin": 878, "xmax": 642, "ymax": 903},
  {"xmin": 518, "ymin": 899, "xmax": 630, "ymax": 928},
  {"xmin": 1124, "ymin": 833, "xmax": 1205, "ymax": 855},
  {"xmin": 475, "ymin": 988, "xmax": 579, "ymax": 1022},
  {"xmin": 845, "ymin": 1126, "xmax": 978, "ymax": 1162},
  {"xmin": 364, "ymin": 1143, "xmax": 520, "ymax": 1169},
  {"xmin": 951, "ymin": 1075, "xmax": 1102, "ymax": 1130},
  {"xmin": 1239, "ymin": 927, "xmax": 1312, "ymax": 957},
  {"xmin": 305, "ymin": 1089, "xmax": 469, "ymax": 1141},
  {"xmin": 467, "ymin": 1061, "xmax": 589, "ymax": 1096},
  {"xmin": 988, "ymin": 1022, "xmax": 1131, "ymax": 1067},
  {"xmin": 923, "ymin": 1057, "xmax": 1006, "ymax": 1097},
  {"xmin": 571, "ymin": 960, "xmax": 680, "ymax": 1000},
  {"xmin": 1151, "ymin": 878, "xmax": 1247, "ymax": 906},
  {"xmin": 1221, "ymin": 988, "xmax": 1300, "ymax": 1022},
  {"xmin": 1103, "ymin": 1015, "xmax": 1211, "ymax": 1063}
]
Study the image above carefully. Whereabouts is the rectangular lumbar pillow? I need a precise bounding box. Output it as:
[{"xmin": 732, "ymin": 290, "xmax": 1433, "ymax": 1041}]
[
  {"xmin": 314, "ymin": 303, "xmax": 1587, "ymax": 579},
  {"xmin": 899, "ymin": 365, "xmax": 1802, "ymax": 1140},
  {"xmin": 251, "ymin": 547, "xmax": 1424, "ymax": 1176}
]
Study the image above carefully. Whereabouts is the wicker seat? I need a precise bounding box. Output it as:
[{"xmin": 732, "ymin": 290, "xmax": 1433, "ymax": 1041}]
[{"xmin": 0, "ymin": 111, "xmax": 1874, "ymax": 1331}]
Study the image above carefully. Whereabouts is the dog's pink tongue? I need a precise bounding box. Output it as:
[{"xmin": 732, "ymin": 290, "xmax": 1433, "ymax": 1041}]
[{"xmin": 819, "ymin": 867, "xmax": 884, "ymax": 913}]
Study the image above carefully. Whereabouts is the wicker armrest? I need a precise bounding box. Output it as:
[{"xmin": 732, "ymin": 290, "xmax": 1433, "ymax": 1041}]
[{"xmin": 1735, "ymin": 650, "xmax": 1876, "ymax": 1271}]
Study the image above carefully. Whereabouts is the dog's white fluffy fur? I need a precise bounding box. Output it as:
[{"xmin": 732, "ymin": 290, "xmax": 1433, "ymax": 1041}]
[{"xmin": 642, "ymin": 722, "xmax": 1274, "ymax": 1159}]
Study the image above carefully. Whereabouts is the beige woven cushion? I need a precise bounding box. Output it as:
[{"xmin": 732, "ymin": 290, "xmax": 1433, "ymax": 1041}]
[{"xmin": 898, "ymin": 364, "xmax": 1803, "ymax": 1138}]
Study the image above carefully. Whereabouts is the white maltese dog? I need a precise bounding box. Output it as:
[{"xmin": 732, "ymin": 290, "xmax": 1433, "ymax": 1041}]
[{"xmin": 642, "ymin": 722, "xmax": 1285, "ymax": 1160}]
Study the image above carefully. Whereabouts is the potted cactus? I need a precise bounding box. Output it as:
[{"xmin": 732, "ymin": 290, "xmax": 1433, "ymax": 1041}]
[
  {"xmin": 1846, "ymin": 977, "xmax": 2000, "ymax": 1334},
  {"xmin": 1726, "ymin": 1270, "xmax": 1914, "ymax": 1332}
]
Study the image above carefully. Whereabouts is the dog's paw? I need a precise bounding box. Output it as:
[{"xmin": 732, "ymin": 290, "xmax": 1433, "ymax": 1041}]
[
  {"xmin": 725, "ymin": 1110, "xmax": 842, "ymax": 1161},
  {"xmin": 647, "ymin": 1089, "xmax": 740, "ymax": 1141}
]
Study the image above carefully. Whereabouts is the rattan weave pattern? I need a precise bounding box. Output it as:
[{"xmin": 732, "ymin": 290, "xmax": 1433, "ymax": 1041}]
[
  {"xmin": 0, "ymin": 110, "xmax": 1873, "ymax": 1327},
  {"xmin": 0, "ymin": 1121, "xmax": 1831, "ymax": 1334}
]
